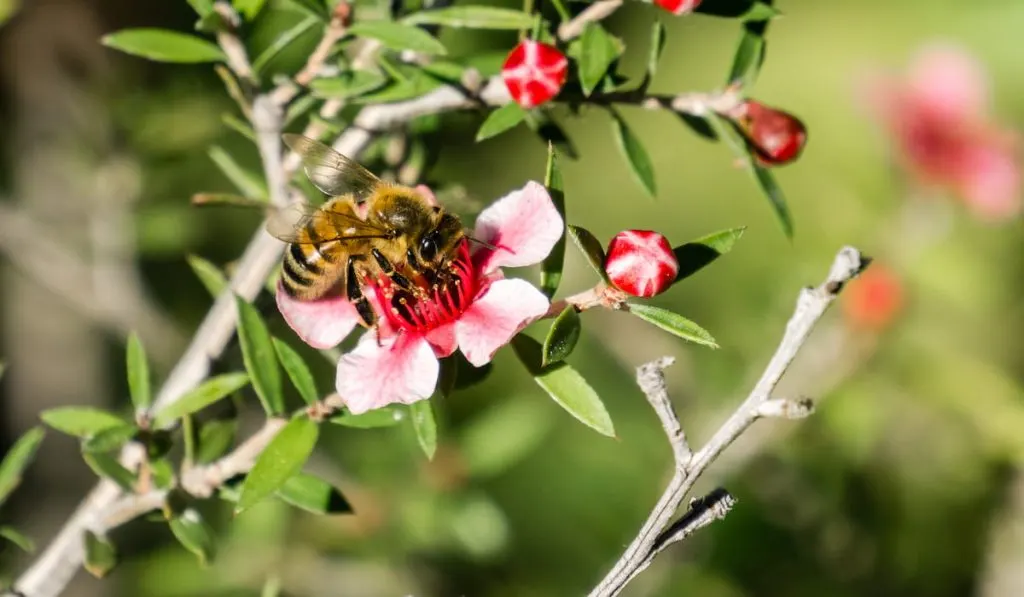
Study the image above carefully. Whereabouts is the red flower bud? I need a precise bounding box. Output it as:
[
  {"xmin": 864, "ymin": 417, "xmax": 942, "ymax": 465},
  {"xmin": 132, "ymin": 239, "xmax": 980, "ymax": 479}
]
[
  {"xmin": 501, "ymin": 40, "xmax": 568, "ymax": 109},
  {"xmin": 653, "ymin": 0, "xmax": 702, "ymax": 16},
  {"xmin": 842, "ymin": 264, "xmax": 904, "ymax": 331},
  {"xmin": 726, "ymin": 100, "xmax": 808, "ymax": 166},
  {"xmin": 604, "ymin": 230, "xmax": 679, "ymax": 298}
]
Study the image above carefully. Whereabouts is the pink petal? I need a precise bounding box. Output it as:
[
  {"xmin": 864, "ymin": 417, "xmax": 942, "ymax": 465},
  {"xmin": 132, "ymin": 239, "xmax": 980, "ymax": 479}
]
[
  {"xmin": 275, "ymin": 281, "xmax": 361, "ymax": 349},
  {"xmin": 472, "ymin": 181, "xmax": 564, "ymax": 274},
  {"xmin": 425, "ymin": 322, "xmax": 458, "ymax": 357},
  {"xmin": 909, "ymin": 43, "xmax": 990, "ymax": 121},
  {"xmin": 455, "ymin": 278, "xmax": 549, "ymax": 367},
  {"xmin": 958, "ymin": 141, "xmax": 1022, "ymax": 221},
  {"xmin": 415, "ymin": 184, "xmax": 438, "ymax": 207},
  {"xmin": 335, "ymin": 332, "xmax": 439, "ymax": 414}
]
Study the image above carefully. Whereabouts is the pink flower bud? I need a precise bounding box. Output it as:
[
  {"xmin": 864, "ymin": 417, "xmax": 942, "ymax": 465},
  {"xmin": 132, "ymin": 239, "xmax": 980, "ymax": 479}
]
[
  {"xmin": 653, "ymin": 0, "xmax": 702, "ymax": 16},
  {"xmin": 501, "ymin": 40, "xmax": 568, "ymax": 109},
  {"xmin": 842, "ymin": 264, "xmax": 904, "ymax": 331},
  {"xmin": 726, "ymin": 99, "xmax": 808, "ymax": 166},
  {"xmin": 604, "ymin": 230, "xmax": 679, "ymax": 298}
]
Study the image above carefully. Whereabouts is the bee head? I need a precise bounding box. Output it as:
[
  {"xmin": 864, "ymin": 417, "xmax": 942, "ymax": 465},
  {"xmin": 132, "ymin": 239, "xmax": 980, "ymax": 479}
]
[{"xmin": 417, "ymin": 211, "xmax": 464, "ymax": 266}]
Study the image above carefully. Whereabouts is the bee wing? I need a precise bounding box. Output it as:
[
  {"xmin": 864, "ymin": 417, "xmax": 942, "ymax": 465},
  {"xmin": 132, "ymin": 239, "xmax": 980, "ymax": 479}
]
[
  {"xmin": 266, "ymin": 203, "xmax": 391, "ymax": 244},
  {"xmin": 283, "ymin": 134, "xmax": 383, "ymax": 201}
]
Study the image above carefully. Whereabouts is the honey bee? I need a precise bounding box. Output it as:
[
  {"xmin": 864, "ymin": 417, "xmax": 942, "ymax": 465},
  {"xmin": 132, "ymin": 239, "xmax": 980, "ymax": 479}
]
[{"xmin": 268, "ymin": 134, "xmax": 466, "ymax": 328}]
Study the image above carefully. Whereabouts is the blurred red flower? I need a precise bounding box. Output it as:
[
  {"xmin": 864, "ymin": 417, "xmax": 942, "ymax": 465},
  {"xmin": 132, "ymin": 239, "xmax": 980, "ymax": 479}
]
[
  {"xmin": 654, "ymin": 0, "xmax": 702, "ymax": 16},
  {"xmin": 842, "ymin": 264, "xmax": 904, "ymax": 331}
]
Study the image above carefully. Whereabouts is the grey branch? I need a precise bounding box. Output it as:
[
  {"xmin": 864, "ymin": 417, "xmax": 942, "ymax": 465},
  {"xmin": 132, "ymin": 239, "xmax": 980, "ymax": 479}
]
[{"xmin": 587, "ymin": 246, "xmax": 868, "ymax": 597}]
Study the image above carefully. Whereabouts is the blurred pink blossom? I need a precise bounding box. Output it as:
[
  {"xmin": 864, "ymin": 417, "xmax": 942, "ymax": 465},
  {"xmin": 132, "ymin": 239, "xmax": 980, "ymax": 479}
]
[{"xmin": 862, "ymin": 43, "xmax": 1021, "ymax": 221}]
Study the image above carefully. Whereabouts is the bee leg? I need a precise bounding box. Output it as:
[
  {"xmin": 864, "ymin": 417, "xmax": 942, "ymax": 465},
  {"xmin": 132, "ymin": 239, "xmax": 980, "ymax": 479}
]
[
  {"xmin": 346, "ymin": 256, "xmax": 376, "ymax": 328},
  {"xmin": 371, "ymin": 248, "xmax": 414, "ymax": 291}
]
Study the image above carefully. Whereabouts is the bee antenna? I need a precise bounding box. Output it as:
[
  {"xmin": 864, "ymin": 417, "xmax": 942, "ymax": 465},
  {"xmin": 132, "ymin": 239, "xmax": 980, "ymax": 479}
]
[{"xmin": 467, "ymin": 235, "xmax": 499, "ymax": 251}]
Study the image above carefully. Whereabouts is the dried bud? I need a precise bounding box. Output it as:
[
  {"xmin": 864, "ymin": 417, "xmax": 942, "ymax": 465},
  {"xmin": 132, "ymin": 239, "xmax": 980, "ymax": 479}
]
[
  {"xmin": 726, "ymin": 99, "xmax": 808, "ymax": 166},
  {"xmin": 501, "ymin": 40, "xmax": 568, "ymax": 109},
  {"xmin": 842, "ymin": 264, "xmax": 904, "ymax": 331},
  {"xmin": 654, "ymin": 0, "xmax": 702, "ymax": 16},
  {"xmin": 604, "ymin": 230, "xmax": 679, "ymax": 298}
]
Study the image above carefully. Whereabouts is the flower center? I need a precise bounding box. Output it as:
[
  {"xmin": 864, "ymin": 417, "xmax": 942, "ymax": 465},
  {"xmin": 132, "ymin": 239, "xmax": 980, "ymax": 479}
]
[{"xmin": 375, "ymin": 240, "xmax": 476, "ymax": 334}]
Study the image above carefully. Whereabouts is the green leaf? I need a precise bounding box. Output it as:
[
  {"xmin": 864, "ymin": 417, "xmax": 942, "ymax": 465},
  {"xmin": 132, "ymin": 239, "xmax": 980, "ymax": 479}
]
[
  {"xmin": 329, "ymin": 407, "xmax": 406, "ymax": 428},
  {"xmin": 673, "ymin": 227, "xmax": 746, "ymax": 282},
  {"xmin": 644, "ymin": 20, "xmax": 666, "ymax": 85},
  {"xmin": 753, "ymin": 164, "xmax": 793, "ymax": 238},
  {"xmin": 152, "ymin": 372, "xmax": 250, "ymax": 428},
  {"xmin": 237, "ymin": 417, "xmax": 319, "ymax": 514},
  {"xmin": 126, "ymin": 332, "xmax": 151, "ymax": 411},
  {"xmin": 410, "ymin": 401, "xmax": 437, "ymax": 460},
  {"xmin": 577, "ymin": 24, "xmax": 621, "ymax": 96},
  {"xmin": 169, "ymin": 509, "xmax": 216, "ymax": 566},
  {"xmin": 272, "ymin": 339, "xmax": 318, "ymax": 405},
  {"xmin": 40, "ymin": 407, "xmax": 126, "ymax": 438},
  {"xmin": 236, "ymin": 296, "xmax": 285, "ymax": 416},
  {"xmin": 209, "ymin": 146, "xmax": 268, "ymax": 199},
  {"xmin": 1, "ymin": 526, "xmax": 35, "ymax": 552},
  {"xmin": 348, "ymin": 21, "xmax": 447, "ymax": 55},
  {"xmin": 310, "ymin": 70, "xmax": 389, "ymax": 99},
  {"xmin": 403, "ymin": 6, "xmax": 534, "ymax": 29},
  {"xmin": 233, "ymin": 0, "xmax": 268, "ymax": 20},
  {"xmin": 0, "ymin": 427, "xmax": 44, "ymax": 507},
  {"xmin": 610, "ymin": 110, "xmax": 656, "ymax": 198},
  {"xmin": 475, "ymin": 102, "xmax": 527, "ymax": 143},
  {"xmin": 459, "ymin": 399, "xmax": 552, "ymax": 478},
  {"xmin": 101, "ymin": 29, "xmax": 225, "ymax": 63},
  {"xmin": 542, "ymin": 307, "xmax": 581, "ymax": 366},
  {"xmin": 742, "ymin": 1, "xmax": 781, "ymax": 21},
  {"xmin": 628, "ymin": 304, "xmax": 718, "ymax": 348},
  {"xmin": 196, "ymin": 419, "xmax": 237, "ymax": 464},
  {"xmin": 83, "ymin": 531, "xmax": 116, "ymax": 578},
  {"xmin": 728, "ymin": 26, "xmax": 765, "ymax": 87},
  {"xmin": 186, "ymin": 0, "xmax": 214, "ymax": 16},
  {"xmin": 82, "ymin": 452, "xmax": 136, "ymax": 491},
  {"xmin": 511, "ymin": 336, "xmax": 615, "ymax": 437},
  {"xmin": 540, "ymin": 143, "xmax": 566, "ymax": 297},
  {"xmin": 277, "ymin": 472, "xmax": 352, "ymax": 514},
  {"xmin": 567, "ymin": 225, "xmax": 608, "ymax": 281},
  {"xmin": 82, "ymin": 425, "xmax": 138, "ymax": 453},
  {"xmin": 150, "ymin": 458, "xmax": 175, "ymax": 489},
  {"xmin": 186, "ymin": 255, "xmax": 228, "ymax": 297},
  {"xmin": 279, "ymin": 0, "xmax": 328, "ymax": 19},
  {"xmin": 251, "ymin": 15, "xmax": 318, "ymax": 73}
]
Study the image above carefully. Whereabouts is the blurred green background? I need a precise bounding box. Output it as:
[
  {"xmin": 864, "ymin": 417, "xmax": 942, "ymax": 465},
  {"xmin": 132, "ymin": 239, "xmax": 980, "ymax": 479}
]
[{"xmin": 2, "ymin": 0, "xmax": 1024, "ymax": 596}]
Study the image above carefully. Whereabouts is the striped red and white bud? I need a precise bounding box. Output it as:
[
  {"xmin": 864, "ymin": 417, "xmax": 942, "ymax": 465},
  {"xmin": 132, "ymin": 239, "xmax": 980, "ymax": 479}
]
[
  {"xmin": 501, "ymin": 40, "xmax": 569, "ymax": 109},
  {"xmin": 725, "ymin": 99, "xmax": 808, "ymax": 166},
  {"xmin": 603, "ymin": 230, "xmax": 679, "ymax": 298}
]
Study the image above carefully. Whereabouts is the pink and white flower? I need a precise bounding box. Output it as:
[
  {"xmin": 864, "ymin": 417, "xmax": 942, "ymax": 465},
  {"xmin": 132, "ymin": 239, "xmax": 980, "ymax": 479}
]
[
  {"xmin": 277, "ymin": 182, "xmax": 563, "ymax": 414},
  {"xmin": 861, "ymin": 43, "xmax": 1021, "ymax": 221}
]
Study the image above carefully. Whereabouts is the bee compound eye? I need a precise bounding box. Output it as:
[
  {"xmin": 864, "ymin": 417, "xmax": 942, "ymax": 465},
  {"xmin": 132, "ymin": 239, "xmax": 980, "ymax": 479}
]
[{"xmin": 419, "ymin": 231, "xmax": 440, "ymax": 262}]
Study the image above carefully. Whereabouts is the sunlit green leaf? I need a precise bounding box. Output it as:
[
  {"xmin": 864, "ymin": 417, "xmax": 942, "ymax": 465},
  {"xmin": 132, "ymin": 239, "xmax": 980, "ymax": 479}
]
[
  {"xmin": 512, "ymin": 336, "xmax": 615, "ymax": 437},
  {"xmin": 410, "ymin": 401, "xmax": 437, "ymax": 460},
  {"xmin": 567, "ymin": 225, "xmax": 609, "ymax": 282},
  {"xmin": 279, "ymin": 0, "xmax": 327, "ymax": 19},
  {"xmin": 644, "ymin": 20, "xmax": 666, "ymax": 85},
  {"xmin": 82, "ymin": 452, "xmax": 136, "ymax": 491},
  {"xmin": 233, "ymin": 0, "xmax": 268, "ymax": 20},
  {"xmin": 577, "ymin": 24, "xmax": 621, "ymax": 96},
  {"xmin": 169, "ymin": 509, "xmax": 216, "ymax": 566},
  {"xmin": 101, "ymin": 29, "xmax": 225, "ymax": 63},
  {"xmin": 83, "ymin": 531, "xmax": 116, "ymax": 578},
  {"xmin": 151, "ymin": 458, "xmax": 175, "ymax": 489},
  {"xmin": 610, "ymin": 110, "xmax": 656, "ymax": 198},
  {"xmin": 186, "ymin": 255, "xmax": 228, "ymax": 297},
  {"xmin": 237, "ymin": 417, "xmax": 319, "ymax": 514},
  {"xmin": 252, "ymin": 15, "xmax": 318, "ymax": 73},
  {"xmin": 209, "ymin": 146, "xmax": 268, "ymax": 199},
  {"xmin": 542, "ymin": 307, "xmax": 581, "ymax": 366},
  {"xmin": 196, "ymin": 419, "xmax": 237, "ymax": 464},
  {"xmin": 126, "ymin": 332, "xmax": 151, "ymax": 411},
  {"xmin": 628, "ymin": 304, "xmax": 718, "ymax": 348},
  {"xmin": 40, "ymin": 408, "xmax": 126, "ymax": 438},
  {"xmin": 272, "ymin": 338, "xmax": 318, "ymax": 405},
  {"xmin": 476, "ymin": 102, "xmax": 527, "ymax": 143},
  {"xmin": 277, "ymin": 472, "xmax": 352, "ymax": 514},
  {"xmin": 540, "ymin": 143, "xmax": 566, "ymax": 297},
  {"xmin": 186, "ymin": 0, "xmax": 213, "ymax": 16},
  {"xmin": 348, "ymin": 21, "xmax": 447, "ymax": 55},
  {"xmin": 310, "ymin": 70, "xmax": 389, "ymax": 99},
  {"xmin": 403, "ymin": 6, "xmax": 534, "ymax": 29},
  {"xmin": 329, "ymin": 407, "xmax": 405, "ymax": 428},
  {"xmin": 82, "ymin": 425, "xmax": 138, "ymax": 453},
  {"xmin": 674, "ymin": 226, "xmax": 746, "ymax": 282},
  {"xmin": 152, "ymin": 373, "xmax": 250, "ymax": 428},
  {"xmin": 0, "ymin": 427, "xmax": 44, "ymax": 507},
  {"xmin": 236, "ymin": 295, "xmax": 284, "ymax": 416},
  {"xmin": 1, "ymin": 526, "xmax": 34, "ymax": 552}
]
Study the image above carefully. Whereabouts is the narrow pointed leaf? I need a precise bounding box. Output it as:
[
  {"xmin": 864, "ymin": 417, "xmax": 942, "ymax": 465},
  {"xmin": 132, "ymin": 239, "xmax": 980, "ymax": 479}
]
[
  {"xmin": 196, "ymin": 419, "xmax": 238, "ymax": 464},
  {"xmin": 567, "ymin": 225, "xmax": 609, "ymax": 282},
  {"xmin": 512, "ymin": 336, "xmax": 615, "ymax": 437},
  {"xmin": 83, "ymin": 452, "xmax": 136, "ymax": 490},
  {"xmin": 209, "ymin": 146, "xmax": 268, "ymax": 199},
  {"xmin": 476, "ymin": 102, "xmax": 527, "ymax": 142},
  {"xmin": 237, "ymin": 417, "xmax": 319, "ymax": 514},
  {"xmin": 186, "ymin": 255, "xmax": 228, "ymax": 297},
  {"xmin": 251, "ymin": 15, "xmax": 318, "ymax": 73},
  {"xmin": 628, "ymin": 304, "xmax": 718, "ymax": 348},
  {"xmin": 743, "ymin": 2, "xmax": 781, "ymax": 20},
  {"xmin": 0, "ymin": 427, "xmax": 45, "ymax": 507},
  {"xmin": 610, "ymin": 110, "xmax": 656, "ymax": 197},
  {"xmin": 348, "ymin": 21, "xmax": 447, "ymax": 55},
  {"xmin": 233, "ymin": 0, "xmax": 268, "ymax": 20},
  {"xmin": 1, "ymin": 526, "xmax": 35, "ymax": 552},
  {"xmin": 278, "ymin": 472, "xmax": 352, "ymax": 514},
  {"xmin": 83, "ymin": 531, "xmax": 116, "ymax": 578},
  {"xmin": 101, "ymin": 29, "xmax": 225, "ymax": 63},
  {"xmin": 410, "ymin": 401, "xmax": 437, "ymax": 460},
  {"xmin": 126, "ymin": 332, "xmax": 151, "ymax": 411},
  {"xmin": 645, "ymin": 20, "xmax": 666, "ymax": 83},
  {"xmin": 150, "ymin": 458, "xmax": 175, "ymax": 489},
  {"xmin": 40, "ymin": 407, "xmax": 126, "ymax": 438},
  {"xmin": 187, "ymin": 0, "xmax": 214, "ymax": 16},
  {"xmin": 169, "ymin": 509, "xmax": 216, "ymax": 566},
  {"xmin": 540, "ymin": 143, "xmax": 567, "ymax": 297},
  {"xmin": 673, "ymin": 227, "xmax": 746, "ymax": 282},
  {"xmin": 152, "ymin": 372, "xmax": 250, "ymax": 428},
  {"xmin": 542, "ymin": 307, "xmax": 581, "ymax": 366},
  {"xmin": 329, "ymin": 407, "xmax": 405, "ymax": 428},
  {"xmin": 753, "ymin": 164, "xmax": 793, "ymax": 238},
  {"xmin": 272, "ymin": 339, "xmax": 318, "ymax": 405},
  {"xmin": 236, "ymin": 295, "xmax": 284, "ymax": 416},
  {"xmin": 82, "ymin": 425, "xmax": 138, "ymax": 453},
  {"xmin": 280, "ymin": 0, "xmax": 328, "ymax": 19},
  {"xmin": 310, "ymin": 70, "xmax": 389, "ymax": 99},
  {"xmin": 403, "ymin": 6, "xmax": 535, "ymax": 29},
  {"xmin": 577, "ymin": 24, "xmax": 621, "ymax": 96}
]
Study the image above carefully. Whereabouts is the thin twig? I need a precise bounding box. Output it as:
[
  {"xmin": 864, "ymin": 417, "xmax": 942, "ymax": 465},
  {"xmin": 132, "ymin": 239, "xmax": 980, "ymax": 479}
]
[
  {"xmin": 587, "ymin": 246, "xmax": 868, "ymax": 597},
  {"xmin": 557, "ymin": 0, "xmax": 624, "ymax": 42}
]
